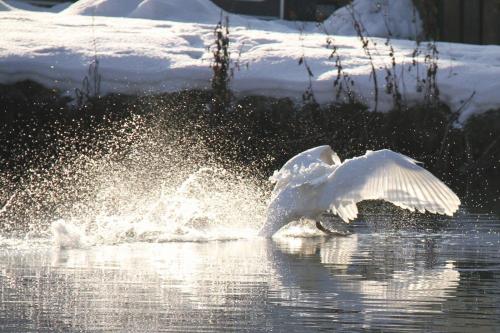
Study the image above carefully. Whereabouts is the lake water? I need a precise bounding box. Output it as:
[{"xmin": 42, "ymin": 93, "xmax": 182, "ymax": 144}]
[{"xmin": 1, "ymin": 213, "xmax": 499, "ymax": 332}]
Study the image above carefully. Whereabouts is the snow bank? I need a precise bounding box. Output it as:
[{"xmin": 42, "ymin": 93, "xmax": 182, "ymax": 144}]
[
  {"xmin": 323, "ymin": 0, "xmax": 422, "ymax": 39},
  {"xmin": 0, "ymin": 9, "xmax": 499, "ymax": 122}
]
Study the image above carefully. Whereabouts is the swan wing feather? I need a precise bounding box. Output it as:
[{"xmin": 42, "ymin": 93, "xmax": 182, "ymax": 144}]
[{"xmin": 324, "ymin": 149, "xmax": 460, "ymax": 222}]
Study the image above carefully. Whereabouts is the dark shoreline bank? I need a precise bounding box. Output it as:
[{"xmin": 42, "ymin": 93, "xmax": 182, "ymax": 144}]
[{"xmin": 1, "ymin": 80, "xmax": 499, "ymax": 232}]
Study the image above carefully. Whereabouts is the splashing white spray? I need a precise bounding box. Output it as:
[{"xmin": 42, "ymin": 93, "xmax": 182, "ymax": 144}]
[
  {"xmin": 52, "ymin": 166, "xmax": 267, "ymax": 247},
  {"xmin": 1, "ymin": 114, "xmax": 268, "ymax": 247}
]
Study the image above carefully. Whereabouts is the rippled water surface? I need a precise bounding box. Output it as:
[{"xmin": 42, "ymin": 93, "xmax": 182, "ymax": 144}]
[{"xmin": 1, "ymin": 213, "xmax": 499, "ymax": 332}]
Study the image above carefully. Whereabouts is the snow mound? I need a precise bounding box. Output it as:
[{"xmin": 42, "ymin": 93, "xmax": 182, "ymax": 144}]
[
  {"xmin": 129, "ymin": 0, "xmax": 225, "ymax": 23},
  {"xmin": 323, "ymin": 0, "xmax": 422, "ymax": 39},
  {"xmin": 62, "ymin": 0, "xmax": 145, "ymax": 17},
  {"xmin": 62, "ymin": 0, "xmax": 234, "ymax": 24}
]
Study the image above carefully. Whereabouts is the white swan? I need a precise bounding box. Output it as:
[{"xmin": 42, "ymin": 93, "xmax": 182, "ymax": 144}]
[{"xmin": 259, "ymin": 146, "xmax": 460, "ymax": 237}]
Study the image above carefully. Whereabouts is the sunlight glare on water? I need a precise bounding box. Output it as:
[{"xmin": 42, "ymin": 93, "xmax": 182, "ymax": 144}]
[{"xmin": 1, "ymin": 214, "xmax": 499, "ymax": 332}]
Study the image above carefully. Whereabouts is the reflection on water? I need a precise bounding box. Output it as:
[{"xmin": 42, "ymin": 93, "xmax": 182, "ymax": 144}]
[{"xmin": 1, "ymin": 213, "xmax": 500, "ymax": 332}]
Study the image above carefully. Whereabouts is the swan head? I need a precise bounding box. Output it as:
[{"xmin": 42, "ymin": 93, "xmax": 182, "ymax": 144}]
[{"xmin": 331, "ymin": 152, "xmax": 342, "ymax": 166}]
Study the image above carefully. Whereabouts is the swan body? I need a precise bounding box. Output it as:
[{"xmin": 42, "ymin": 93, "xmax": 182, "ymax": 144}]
[{"xmin": 259, "ymin": 146, "xmax": 460, "ymax": 237}]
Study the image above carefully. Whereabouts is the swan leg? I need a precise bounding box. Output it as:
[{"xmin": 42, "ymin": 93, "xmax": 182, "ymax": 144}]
[
  {"xmin": 315, "ymin": 216, "xmax": 351, "ymax": 236},
  {"xmin": 315, "ymin": 221, "xmax": 334, "ymax": 234}
]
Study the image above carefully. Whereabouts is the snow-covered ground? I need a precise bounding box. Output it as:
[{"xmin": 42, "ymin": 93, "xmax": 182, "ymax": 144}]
[{"xmin": 0, "ymin": 0, "xmax": 499, "ymax": 122}]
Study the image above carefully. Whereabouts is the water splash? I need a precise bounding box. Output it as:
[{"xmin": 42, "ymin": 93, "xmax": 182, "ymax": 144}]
[
  {"xmin": 54, "ymin": 166, "xmax": 266, "ymax": 247},
  {"xmin": 0, "ymin": 114, "xmax": 267, "ymax": 247}
]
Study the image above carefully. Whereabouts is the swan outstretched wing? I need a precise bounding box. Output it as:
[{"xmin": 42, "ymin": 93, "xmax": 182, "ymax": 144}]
[
  {"xmin": 324, "ymin": 150, "xmax": 460, "ymax": 222},
  {"xmin": 270, "ymin": 145, "xmax": 340, "ymax": 196}
]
